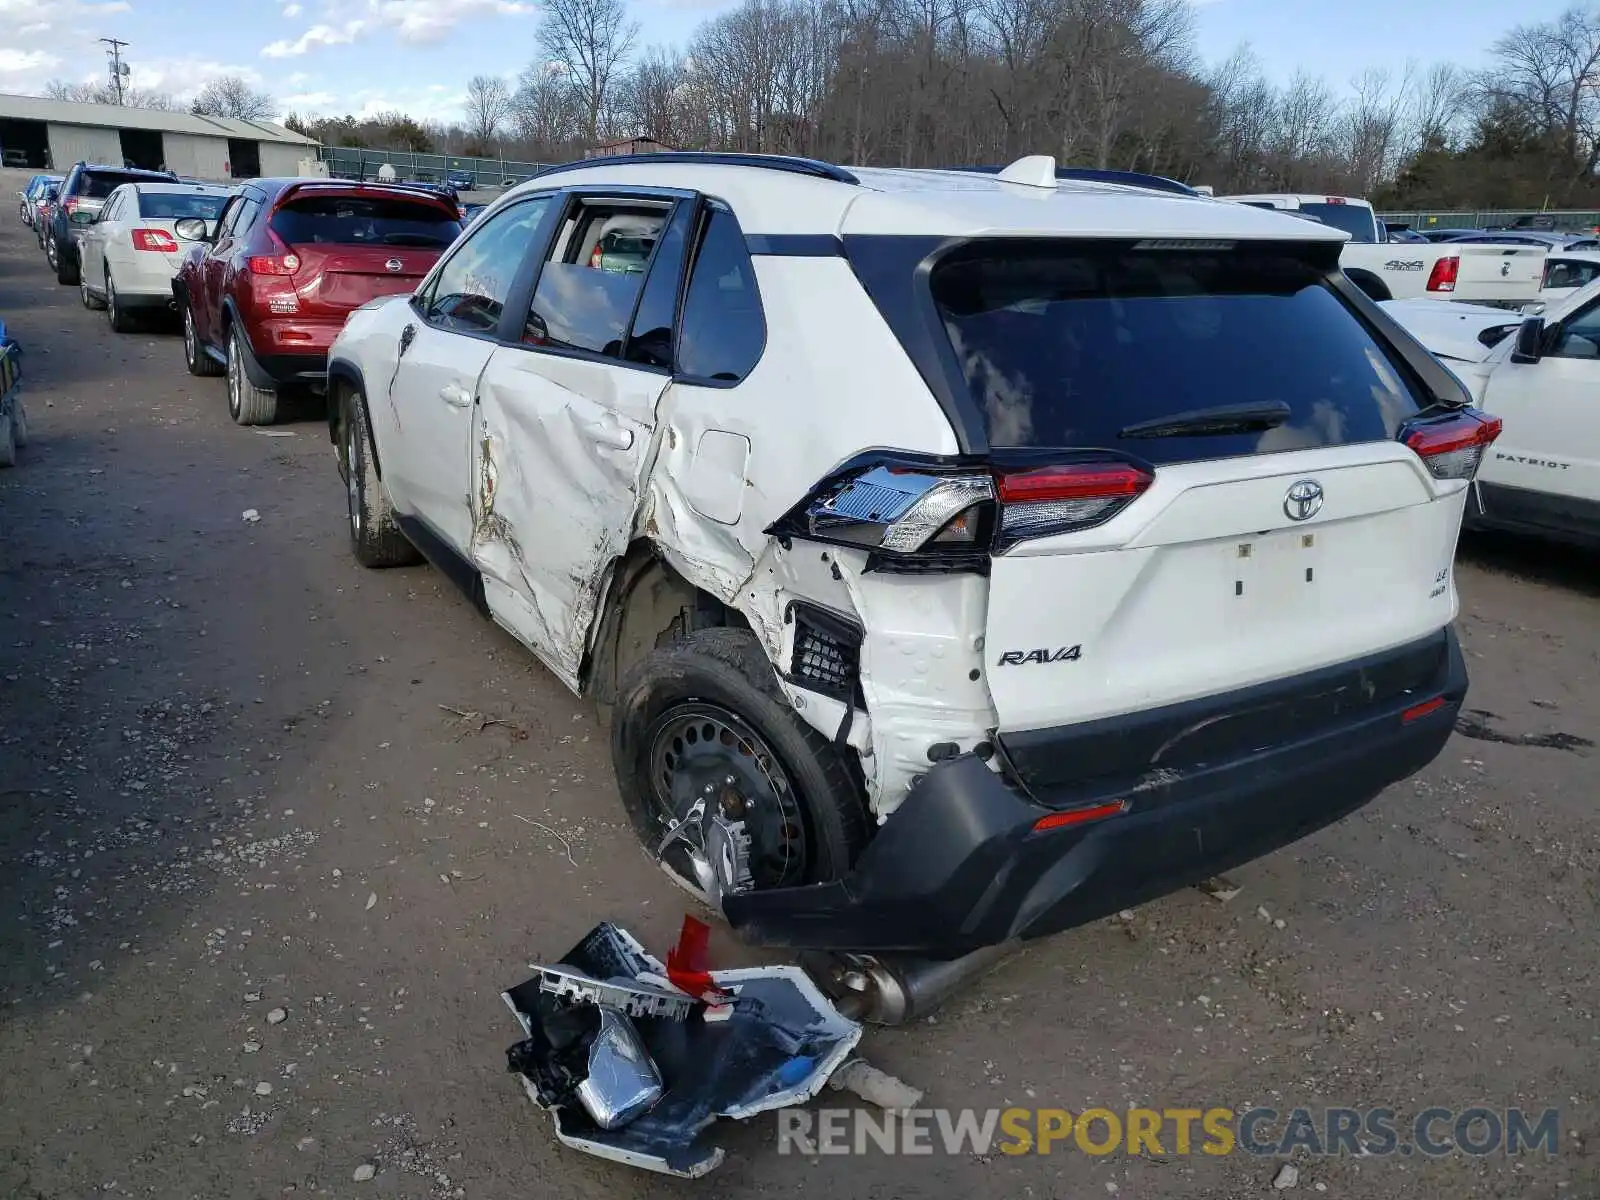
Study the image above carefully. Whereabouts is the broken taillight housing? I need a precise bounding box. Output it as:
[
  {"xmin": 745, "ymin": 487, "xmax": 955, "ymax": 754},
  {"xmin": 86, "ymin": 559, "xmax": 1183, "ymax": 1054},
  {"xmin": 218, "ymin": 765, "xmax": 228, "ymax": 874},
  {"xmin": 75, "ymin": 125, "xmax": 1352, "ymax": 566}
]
[
  {"xmin": 1399, "ymin": 407, "xmax": 1503, "ymax": 480},
  {"xmin": 771, "ymin": 453, "xmax": 1154, "ymax": 571}
]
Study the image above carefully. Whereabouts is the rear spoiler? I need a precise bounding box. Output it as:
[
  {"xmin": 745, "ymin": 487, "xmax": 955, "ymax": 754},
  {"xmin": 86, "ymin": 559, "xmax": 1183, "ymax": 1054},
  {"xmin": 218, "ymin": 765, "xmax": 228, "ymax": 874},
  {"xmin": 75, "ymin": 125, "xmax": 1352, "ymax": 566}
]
[{"xmin": 276, "ymin": 179, "xmax": 461, "ymax": 211}]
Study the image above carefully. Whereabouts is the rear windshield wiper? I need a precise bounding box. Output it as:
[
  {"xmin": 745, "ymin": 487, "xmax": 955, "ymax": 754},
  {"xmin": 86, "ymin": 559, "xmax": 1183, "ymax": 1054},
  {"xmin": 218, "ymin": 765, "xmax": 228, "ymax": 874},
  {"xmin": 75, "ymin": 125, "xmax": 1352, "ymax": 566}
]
[{"xmin": 1118, "ymin": 401, "xmax": 1293, "ymax": 439}]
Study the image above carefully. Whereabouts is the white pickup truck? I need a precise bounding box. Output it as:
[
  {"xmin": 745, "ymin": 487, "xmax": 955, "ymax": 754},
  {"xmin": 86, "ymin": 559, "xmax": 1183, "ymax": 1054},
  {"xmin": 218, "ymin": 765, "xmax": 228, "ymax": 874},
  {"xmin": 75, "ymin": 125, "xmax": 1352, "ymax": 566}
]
[
  {"xmin": 1382, "ymin": 291, "xmax": 1600, "ymax": 548},
  {"xmin": 1221, "ymin": 194, "xmax": 1546, "ymax": 307}
]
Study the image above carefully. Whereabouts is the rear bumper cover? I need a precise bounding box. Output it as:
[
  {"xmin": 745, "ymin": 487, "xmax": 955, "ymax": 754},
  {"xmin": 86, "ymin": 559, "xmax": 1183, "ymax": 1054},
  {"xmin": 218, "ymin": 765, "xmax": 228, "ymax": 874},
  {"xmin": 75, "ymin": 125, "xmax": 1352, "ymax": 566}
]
[{"xmin": 725, "ymin": 628, "xmax": 1467, "ymax": 957}]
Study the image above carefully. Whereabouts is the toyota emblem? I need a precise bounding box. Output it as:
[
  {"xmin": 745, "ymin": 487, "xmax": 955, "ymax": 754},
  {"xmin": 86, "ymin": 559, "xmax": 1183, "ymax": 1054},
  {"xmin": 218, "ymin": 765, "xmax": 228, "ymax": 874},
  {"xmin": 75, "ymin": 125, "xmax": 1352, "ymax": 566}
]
[
  {"xmin": 1283, "ymin": 479, "xmax": 1324, "ymax": 522},
  {"xmin": 385, "ymin": 258, "xmax": 404, "ymax": 273}
]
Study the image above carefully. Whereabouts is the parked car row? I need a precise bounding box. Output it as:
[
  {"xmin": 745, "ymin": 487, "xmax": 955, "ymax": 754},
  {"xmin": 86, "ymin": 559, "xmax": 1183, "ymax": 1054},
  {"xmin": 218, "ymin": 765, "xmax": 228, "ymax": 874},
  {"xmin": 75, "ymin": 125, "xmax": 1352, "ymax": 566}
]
[{"xmin": 16, "ymin": 163, "xmax": 466, "ymax": 426}]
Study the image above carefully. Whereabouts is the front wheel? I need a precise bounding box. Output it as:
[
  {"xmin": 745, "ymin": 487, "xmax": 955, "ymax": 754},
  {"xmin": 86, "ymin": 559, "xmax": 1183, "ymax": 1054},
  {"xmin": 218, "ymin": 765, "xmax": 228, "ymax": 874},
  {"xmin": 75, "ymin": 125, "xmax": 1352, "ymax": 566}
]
[
  {"xmin": 80, "ymin": 270, "xmax": 105, "ymax": 311},
  {"xmin": 183, "ymin": 304, "xmax": 223, "ymax": 377},
  {"xmin": 611, "ymin": 627, "xmax": 868, "ymax": 902}
]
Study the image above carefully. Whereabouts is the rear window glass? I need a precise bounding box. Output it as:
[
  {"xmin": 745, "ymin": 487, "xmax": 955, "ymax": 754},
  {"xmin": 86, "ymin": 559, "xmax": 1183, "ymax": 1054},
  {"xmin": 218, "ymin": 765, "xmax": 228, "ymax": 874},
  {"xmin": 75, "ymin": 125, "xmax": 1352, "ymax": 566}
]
[
  {"xmin": 1544, "ymin": 259, "xmax": 1600, "ymax": 290},
  {"xmin": 270, "ymin": 194, "xmax": 461, "ymax": 248},
  {"xmin": 929, "ymin": 240, "xmax": 1423, "ymax": 464},
  {"xmin": 1298, "ymin": 203, "xmax": 1378, "ymax": 242},
  {"xmin": 80, "ymin": 172, "xmax": 148, "ymax": 199},
  {"xmin": 138, "ymin": 192, "xmax": 228, "ymax": 220}
]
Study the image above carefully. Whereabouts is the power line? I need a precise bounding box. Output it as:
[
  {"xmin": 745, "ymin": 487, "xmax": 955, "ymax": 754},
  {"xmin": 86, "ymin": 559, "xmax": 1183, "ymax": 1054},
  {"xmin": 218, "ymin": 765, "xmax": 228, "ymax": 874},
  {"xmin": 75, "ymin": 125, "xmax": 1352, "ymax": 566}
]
[{"xmin": 100, "ymin": 38, "xmax": 130, "ymax": 105}]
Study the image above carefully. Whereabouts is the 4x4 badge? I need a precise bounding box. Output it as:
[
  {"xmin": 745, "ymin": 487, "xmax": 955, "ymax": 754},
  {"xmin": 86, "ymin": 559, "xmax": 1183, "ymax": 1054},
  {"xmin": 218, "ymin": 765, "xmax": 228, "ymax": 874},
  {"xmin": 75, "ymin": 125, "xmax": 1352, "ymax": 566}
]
[{"xmin": 1283, "ymin": 479, "xmax": 1324, "ymax": 521}]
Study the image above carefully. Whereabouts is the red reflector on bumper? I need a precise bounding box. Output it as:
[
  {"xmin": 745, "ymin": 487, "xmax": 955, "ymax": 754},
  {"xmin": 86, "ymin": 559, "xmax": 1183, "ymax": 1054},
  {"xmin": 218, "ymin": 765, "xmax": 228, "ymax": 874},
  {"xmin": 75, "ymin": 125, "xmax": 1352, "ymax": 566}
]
[
  {"xmin": 1402, "ymin": 696, "xmax": 1447, "ymax": 724},
  {"xmin": 1032, "ymin": 799, "xmax": 1128, "ymax": 833}
]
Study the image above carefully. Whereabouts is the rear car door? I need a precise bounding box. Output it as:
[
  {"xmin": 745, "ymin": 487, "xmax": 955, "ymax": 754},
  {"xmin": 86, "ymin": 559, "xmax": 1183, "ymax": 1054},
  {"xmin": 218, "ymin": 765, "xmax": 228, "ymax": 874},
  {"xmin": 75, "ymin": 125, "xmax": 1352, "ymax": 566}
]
[
  {"xmin": 380, "ymin": 193, "xmax": 558, "ymax": 547},
  {"xmin": 1475, "ymin": 299, "xmax": 1600, "ymax": 535},
  {"xmin": 79, "ymin": 186, "xmax": 120, "ymax": 286},
  {"xmin": 469, "ymin": 188, "xmax": 689, "ymax": 688}
]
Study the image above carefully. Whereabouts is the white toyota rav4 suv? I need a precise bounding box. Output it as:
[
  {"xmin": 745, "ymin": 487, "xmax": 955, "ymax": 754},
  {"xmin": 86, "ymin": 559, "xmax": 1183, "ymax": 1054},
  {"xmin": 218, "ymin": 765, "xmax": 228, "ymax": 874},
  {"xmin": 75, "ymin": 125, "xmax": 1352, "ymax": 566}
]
[{"xmin": 326, "ymin": 152, "xmax": 1487, "ymax": 964}]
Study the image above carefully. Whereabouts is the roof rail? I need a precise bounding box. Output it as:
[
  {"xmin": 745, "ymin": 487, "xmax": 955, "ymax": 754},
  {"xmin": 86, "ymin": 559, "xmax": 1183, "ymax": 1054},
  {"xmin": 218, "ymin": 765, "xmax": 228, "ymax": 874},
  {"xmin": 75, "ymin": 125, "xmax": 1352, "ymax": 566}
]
[
  {"xmin": 945, "ymin": 164, "xmax": 1199, "ymax": 197},
  {"xmin": 531, "ymin": 152, "xmax": 859, "ymax": 186}
]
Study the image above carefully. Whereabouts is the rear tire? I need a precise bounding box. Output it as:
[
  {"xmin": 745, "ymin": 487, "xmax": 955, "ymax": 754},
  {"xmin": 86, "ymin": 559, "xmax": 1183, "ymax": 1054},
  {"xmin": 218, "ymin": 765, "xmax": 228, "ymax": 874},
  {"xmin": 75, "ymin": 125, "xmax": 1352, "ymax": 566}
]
[
  {"xmin": 0, "ymin": 410, "xmax": 16, "ymax": 468},
  {"xmin": 611, "ymin": 627, "xmax": 869, "ymax": 899},
  {"xmin": 106, "ymin": 272, "xmax": 135, "ymax": 333},
  {"xmin": 343, "ymin": 388, "xmax": 421, "ymax": 568},
  {"xmin": 1347, "ymin": 269, "xmax": 1391, "ymax": 302},
  {"xmin": 227, "ymin": 326, "xmax": 279, "ymax": 426},
  {"xmin": 183, "ymin": 304, "xmax": 223, "ymax": 377},
  {"xmin": 54, "ymin": 236, "xmax": 78, "ymax": 286}
]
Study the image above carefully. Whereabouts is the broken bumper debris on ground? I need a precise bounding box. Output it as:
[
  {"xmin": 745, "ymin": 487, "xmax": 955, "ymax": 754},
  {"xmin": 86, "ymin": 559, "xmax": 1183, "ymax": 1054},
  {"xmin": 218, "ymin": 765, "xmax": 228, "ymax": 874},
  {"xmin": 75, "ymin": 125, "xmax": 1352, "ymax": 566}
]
[{"xmin": 503, "ymin": 918, "xmax": 923, "ymax": 1176}]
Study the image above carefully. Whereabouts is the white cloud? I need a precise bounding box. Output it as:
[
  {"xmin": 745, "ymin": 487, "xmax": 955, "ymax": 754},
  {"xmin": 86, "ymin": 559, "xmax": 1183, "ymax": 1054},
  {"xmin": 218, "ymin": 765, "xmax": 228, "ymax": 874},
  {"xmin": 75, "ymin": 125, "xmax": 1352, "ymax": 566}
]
[
  {"xmin": 283, "ymin": 2, "xmax": 303, "ymax": 13},
  {"xmin": 18, "ymin": 20, "xmax": 50, "ymax": 34},
  {"xmin": 283, "ymin": 90, "xmax": 337, "ymax": 109},
  {"xmin": 0, "ymin": 48, "xmax": 61, "ymax": 74},
  {"xmin": 262, "ymin": 20, "xmax": 367, "ymax": 58},
  {"xmin": 367, "ymin": 0, "xmax": 533, "ymax": 44}
]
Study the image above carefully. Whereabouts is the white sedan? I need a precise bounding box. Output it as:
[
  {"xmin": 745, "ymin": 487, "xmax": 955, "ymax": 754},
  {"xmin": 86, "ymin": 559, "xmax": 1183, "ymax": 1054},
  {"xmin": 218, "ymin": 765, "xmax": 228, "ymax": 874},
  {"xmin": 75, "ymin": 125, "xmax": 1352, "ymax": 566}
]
[{"xmin": 73, "ymin": 181, "xmax": 233, "ymax": 332}]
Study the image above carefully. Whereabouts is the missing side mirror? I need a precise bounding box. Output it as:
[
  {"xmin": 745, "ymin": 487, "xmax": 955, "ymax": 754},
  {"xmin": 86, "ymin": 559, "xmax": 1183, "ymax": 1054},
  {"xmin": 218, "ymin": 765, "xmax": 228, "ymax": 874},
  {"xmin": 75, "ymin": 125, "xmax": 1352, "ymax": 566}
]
[{"xmin": 1510, "ymin": 315, "xmax": 1546, "ymax": 363}]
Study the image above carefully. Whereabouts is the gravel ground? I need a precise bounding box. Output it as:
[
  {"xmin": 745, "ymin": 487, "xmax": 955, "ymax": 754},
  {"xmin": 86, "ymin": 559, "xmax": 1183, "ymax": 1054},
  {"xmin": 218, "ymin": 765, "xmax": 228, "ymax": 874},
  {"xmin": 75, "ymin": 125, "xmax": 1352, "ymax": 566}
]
[{"xmin": 1, "ymin": 169, "xmax": 1595, "ymax": 1198}]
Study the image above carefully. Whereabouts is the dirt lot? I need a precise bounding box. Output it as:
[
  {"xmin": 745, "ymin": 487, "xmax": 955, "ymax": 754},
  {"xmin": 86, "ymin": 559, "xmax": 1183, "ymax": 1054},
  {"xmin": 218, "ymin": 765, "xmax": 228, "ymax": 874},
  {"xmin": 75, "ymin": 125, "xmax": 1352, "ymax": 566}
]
[{"xmin": 1, "ymin": 171, "xmax": 1595, "ymax": 1199}]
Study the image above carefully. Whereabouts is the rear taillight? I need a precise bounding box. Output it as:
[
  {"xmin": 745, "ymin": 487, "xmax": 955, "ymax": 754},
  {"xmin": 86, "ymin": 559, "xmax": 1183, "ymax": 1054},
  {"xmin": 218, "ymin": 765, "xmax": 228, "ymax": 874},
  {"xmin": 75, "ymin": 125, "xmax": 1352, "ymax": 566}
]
[
  {"xmin": 132, "ymin": 229, "xmax": 179, "ymax": 253},
  {"xmin": 773, "ymin": 454, "xmax": 1154, "ymax": 570},
  {"xmin": 1400, "ymin": 408, "xmax": 1503, "ymax": 480},
  {"xmin": 1426, "ymin": 255, "xmax": 1459, "ymax": 293},
  {"xmin": 248, "ymin": 251, "xmax": 300, "ymax": 275},
  {"xmin": 993, "ymin": 462, "xmax": 1153, "ymax": 546},
  {"xmin": 62, "ymin": 197, "xmax": 80, "ymax": 215}
]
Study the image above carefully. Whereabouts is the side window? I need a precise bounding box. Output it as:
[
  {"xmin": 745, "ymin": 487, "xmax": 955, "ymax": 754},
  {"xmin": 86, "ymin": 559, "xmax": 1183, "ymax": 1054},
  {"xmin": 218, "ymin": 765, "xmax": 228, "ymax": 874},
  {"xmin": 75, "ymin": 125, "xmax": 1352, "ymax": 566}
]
[
  {"xmin": 526, "ymin": 199, "xmax": 669, "ymax": 357},
  {"xmin": 423, "ymin": 196, "xmax": 552, "ymax": 335},
  {"xmin": 232, "ymin": 198, "xmax": 263, "ymax": 238},
  {"xmin": 1550, "ymin": 306, "xmax": 1600, "ymax": 360},
  {"xmin": 676, "ymin": 204, "xmax": 766, "ymax": 383},
  {"xmin": 214, "ymin": 196, "xmax": 243, "ymax": 240},
  {"xmin": 624, "ymin": 211, "xmax": 690, "ymax": 369}
]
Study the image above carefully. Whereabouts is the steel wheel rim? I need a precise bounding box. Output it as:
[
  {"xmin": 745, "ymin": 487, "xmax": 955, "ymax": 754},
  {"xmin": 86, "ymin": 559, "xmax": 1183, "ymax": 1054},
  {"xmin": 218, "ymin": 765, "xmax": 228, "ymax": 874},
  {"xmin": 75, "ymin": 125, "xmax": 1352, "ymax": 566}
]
[
  {"xmin": 183, "ymin": 310, "xmax": 195, "ymax": 363},
  {"xmin": 346, "ymin": 423, "xmax": 362, "ymax": 536},
  {"xmin": 646, "ymin": 703, "xmax": 809, "ymax": 890},
  {"xmin": 106, "ymin": 278, "xmax": 115, "ymax": 326}
]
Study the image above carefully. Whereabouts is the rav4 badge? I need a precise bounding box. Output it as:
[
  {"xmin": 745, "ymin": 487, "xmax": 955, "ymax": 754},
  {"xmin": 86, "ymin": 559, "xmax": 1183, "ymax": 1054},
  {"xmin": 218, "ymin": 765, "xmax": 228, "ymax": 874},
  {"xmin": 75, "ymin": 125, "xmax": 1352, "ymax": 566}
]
[{"xmin": 998, "ymin": 645, "xmax": 1082, "ymax": 666}]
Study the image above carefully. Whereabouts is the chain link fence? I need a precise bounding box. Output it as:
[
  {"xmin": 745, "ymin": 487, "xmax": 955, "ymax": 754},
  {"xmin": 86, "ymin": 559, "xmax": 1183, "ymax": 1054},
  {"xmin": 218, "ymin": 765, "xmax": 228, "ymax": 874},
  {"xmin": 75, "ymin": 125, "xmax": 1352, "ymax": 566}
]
[
  {"xmin": 1380, "ymin": 210, "xmax": 1600, "ymax": 232},
  {"xmin": 316, "ymin": 146, "xmax": 556, "ymax": 187}
]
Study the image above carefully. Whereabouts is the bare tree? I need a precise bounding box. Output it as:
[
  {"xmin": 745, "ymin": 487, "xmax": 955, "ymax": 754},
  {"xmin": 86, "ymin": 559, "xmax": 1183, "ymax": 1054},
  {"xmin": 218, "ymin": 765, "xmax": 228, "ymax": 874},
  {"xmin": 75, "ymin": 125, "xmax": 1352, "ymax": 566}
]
[
  {"xmin": 45, "ymin": 79, "xmax": 176, "ymax": 110},
  {"xmin": 537, "ymin": 0, "xmax": 640, "ymax": 144},
  {"xmin": 464, "ymin": 74, "xmax": 513, "ymax": 145},
  {"xmin": 191, "ymin": 75, "xmax": 277, "ymax": 121},
  {"xmin": 513, "ymin": 60, "xmax": 586, "ymax": 152}
]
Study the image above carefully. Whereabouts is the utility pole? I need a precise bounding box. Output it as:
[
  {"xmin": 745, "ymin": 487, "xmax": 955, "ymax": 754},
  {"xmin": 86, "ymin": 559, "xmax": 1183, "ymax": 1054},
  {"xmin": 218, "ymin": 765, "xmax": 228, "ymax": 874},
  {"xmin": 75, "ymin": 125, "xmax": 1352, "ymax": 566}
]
[{"xmin": 100, "ymin": 38, "xmax": 130, "ymax": 105}]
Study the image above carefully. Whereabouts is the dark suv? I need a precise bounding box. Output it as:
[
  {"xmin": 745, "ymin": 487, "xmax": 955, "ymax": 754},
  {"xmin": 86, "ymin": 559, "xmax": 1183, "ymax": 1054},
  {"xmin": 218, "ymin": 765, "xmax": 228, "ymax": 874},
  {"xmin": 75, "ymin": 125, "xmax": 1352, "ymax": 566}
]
[
  {"xmin": 49, "ymin": 162, "xmax": 179, "ymax": 285},
  {"xmin": 172, "ymin": 178, "xmax": 462, "ymax": 425}
]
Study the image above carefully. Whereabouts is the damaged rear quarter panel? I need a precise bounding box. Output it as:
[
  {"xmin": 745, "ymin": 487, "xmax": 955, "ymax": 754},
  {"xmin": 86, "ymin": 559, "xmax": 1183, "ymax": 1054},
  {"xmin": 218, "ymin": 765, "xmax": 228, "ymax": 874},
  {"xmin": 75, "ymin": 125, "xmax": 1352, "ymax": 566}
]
[{"xmin": 640, "ymin": 256, "xmax": 990, "ymax": 816}]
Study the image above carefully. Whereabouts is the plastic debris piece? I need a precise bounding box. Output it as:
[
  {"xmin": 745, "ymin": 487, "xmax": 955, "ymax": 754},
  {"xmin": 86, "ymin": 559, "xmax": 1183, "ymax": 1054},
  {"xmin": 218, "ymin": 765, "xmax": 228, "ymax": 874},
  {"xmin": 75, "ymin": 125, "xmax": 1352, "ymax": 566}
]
[
  {"xmin": 576, "ymin": 1006, "xmax": 664, "ymax": 1129},
  {"xmin": 503, "ymin": 920, "xmax": 861, "ymax": 1177},
  {"xmin": 827, "ymin": 1058, "xmax": 924, "ymax": 1113},
  {"xmin": 666, "ymin": 915, "xmax": 733, "ymax": 1006}
]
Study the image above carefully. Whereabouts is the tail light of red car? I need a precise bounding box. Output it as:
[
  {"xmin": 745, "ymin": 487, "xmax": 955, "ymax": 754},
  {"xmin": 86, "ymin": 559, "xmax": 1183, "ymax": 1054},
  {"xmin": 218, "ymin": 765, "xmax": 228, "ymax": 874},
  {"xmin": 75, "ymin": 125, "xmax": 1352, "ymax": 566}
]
[{"xmin": 247, "ymin": 230, "xmax": 302, "ymax": 313}]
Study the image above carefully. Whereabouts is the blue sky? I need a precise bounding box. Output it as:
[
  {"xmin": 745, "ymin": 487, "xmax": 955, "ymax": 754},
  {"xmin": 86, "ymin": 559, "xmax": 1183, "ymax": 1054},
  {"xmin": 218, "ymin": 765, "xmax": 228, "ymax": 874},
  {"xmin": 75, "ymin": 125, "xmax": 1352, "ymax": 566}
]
[{"xmin": 0, "ymin": 0, "xmax": 1581, "ymax": 125}]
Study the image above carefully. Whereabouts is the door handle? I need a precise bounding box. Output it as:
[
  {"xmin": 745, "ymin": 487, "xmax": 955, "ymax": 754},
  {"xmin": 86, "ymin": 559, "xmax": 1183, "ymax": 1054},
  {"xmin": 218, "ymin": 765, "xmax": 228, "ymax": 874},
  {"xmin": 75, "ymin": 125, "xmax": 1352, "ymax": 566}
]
[
  {"xmin": 440, "ymin": 382, "xmax": 473, "ymax": 408},
  {"xmin": 583, "ymin": 419, "xmax": 633, "ymax": 450}
]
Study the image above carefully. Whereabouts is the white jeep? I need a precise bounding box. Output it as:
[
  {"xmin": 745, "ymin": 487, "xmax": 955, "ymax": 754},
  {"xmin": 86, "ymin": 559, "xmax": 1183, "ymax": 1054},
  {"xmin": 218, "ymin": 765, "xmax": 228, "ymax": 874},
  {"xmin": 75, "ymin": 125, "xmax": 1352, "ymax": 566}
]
[{"xmin": 326, "ymin": 152, "xmax": 1486, "ymax": 964}]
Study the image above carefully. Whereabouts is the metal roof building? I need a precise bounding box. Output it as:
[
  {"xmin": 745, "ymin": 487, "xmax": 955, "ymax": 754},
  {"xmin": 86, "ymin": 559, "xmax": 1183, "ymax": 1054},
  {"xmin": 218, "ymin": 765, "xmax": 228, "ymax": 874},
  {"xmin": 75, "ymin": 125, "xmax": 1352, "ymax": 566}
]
[{"xmin": 0, "ymin": 93, "xmax": 318, "ymax": 180}]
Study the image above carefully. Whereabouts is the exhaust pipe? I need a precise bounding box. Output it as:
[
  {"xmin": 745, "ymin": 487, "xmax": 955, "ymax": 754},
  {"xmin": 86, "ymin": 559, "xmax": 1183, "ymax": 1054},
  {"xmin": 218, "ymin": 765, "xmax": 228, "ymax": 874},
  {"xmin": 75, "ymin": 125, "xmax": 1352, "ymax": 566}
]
[{"xmin": 804, "ymin": 942, "xmax": 1021, "ymax": 1025}]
